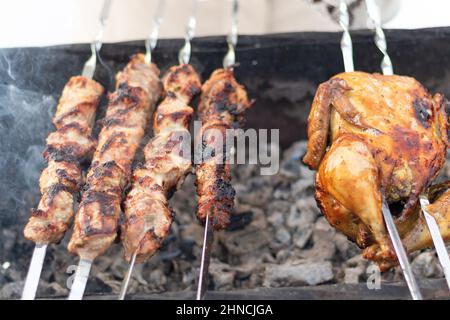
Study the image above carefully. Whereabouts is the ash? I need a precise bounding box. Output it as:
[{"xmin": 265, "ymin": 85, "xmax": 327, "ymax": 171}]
[{"xmin": 1, "ymin": 135, "xmax": 449, "ymax": 298}]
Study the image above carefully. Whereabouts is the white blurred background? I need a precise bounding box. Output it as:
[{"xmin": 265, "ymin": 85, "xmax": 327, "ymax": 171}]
[{"xmin": 0, "ymin": 0, "xmax": 449, "ymax": 47}]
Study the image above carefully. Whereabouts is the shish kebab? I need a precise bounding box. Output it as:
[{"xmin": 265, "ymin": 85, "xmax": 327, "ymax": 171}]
[
  {"xmin": 364, "ymin": 0, "xmax": 450, "ymax": 290},
  {"xmin": 67, "ymin": 0, "xmax": 166, "ymax": 300},
  {"xmin": 195, "ymin": 0, "xmax": 252, "ymax": 300},
  {"xmin": 21, "ymin": 0, "xmax": 112, "ymax": 300},
  {"xmin": 118, "ymin": 0, "xmax": 201, "ymax": 300},
  {"xmin": 67, "ymin": 54, "xmax": 161, "ymax": 300}
]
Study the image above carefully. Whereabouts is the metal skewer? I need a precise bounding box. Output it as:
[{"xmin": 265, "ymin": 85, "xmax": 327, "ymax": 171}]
[
  {"xmin": 115, "ymin": 0, "xmax": 169, "ymax": 301},
  {"xmin": 118, "ymin": 253, "xmax": 137, "ymax": 300},
  {"xmin": 365, "ymin": 0, "xmax": 450, "ymax": 293},
  {"xmin": 68, "ymin": 0, "xmax": 166, "ymax": 301},
  {"xmin": 144, "ymin": 0, "xmax": 166, "ymax": 64},
  {"xmin": 362, "ymin": 0, "xmax": 421, "ymax": 300},
  {"xmin": 179, "ymin": 0, "xmax": 198, "ymax": 65},
  {"xmin": 21, "ymin": 244, "xmax": 47, "ymax": 300},
  {"xmin": 381, "ymin": 199, "xmax": 422, "ymax": 299},
  {"xmin": 337, "ymin": 0, "xmax": 422, "ymax": 300},
  {"xmin": 196, "ymin": 0, "xmax": 240, "ymax": 301},
  {"xmin": 21, "ymin": 0, "xmax": 112, "ymax": 301},
  {"xmin": 339, "ymin": 0, "xmax": 354, "ymax": 72},
  {"xmin": 420, "ymin": 196, "xmax": 450, "ymax": 289}
]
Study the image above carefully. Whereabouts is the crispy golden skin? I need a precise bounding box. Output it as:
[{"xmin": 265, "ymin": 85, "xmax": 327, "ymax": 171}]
[
  {"xmin": 366, "ymin": 182, "xmax": 450, "ymax": 270},
  {"xmin": 303, "ymin": 71, "xmax": 449, "ymax": 270},
  {"xmin": 68, "ymin": 54, "xmax": 162, "ymax": 260},
  {"xmin": 121, "ymin": 64, "xmax": 201, "ymax": 263},
  {"xmin": 196, "ymin": 69, "xmax": 252, "ymax": 230},
  {"xmin": 24, "ymin": 76, "xmax": 104, "ymax": 244}
]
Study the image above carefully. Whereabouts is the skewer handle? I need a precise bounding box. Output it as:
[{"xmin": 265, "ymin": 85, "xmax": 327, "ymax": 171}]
[
  {"xmin": 21, "ymin": 244, "xmax": 48, "ymax": 300},
  {"xmin": 339, "ymin": 0, "xmax": 354, "ymax": 72},
  {"xmin": 365, "ymin": 0, "xmax": 393, "ymax": 75},
  {"xmin": 68, "ymin": 259, "xmax": 93, "ymax": 300},
  {"xmin": 223, "ymin": 0, "xmax": 239, "ymax": 69},
  {"xmin": 178, "ymin": 0, "xmax": 199, "ymax": 65},
  {"xmin": 145, "ymin": 0, "xmax": 166, "ymax": 64}
]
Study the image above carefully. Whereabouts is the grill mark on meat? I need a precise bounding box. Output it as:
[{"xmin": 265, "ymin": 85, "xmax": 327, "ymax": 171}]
[
  {"xmin": 121, "ymin": 64, "xmax": 201, "ymax": 262},
  {"xmin": 81, "ymin": 190, "xmax": 120, "ymax": 217},
  {"xmin": 23, "ymin": 76, "xmax": 103, "ymax": 244},
  {"xmin": 196, "ymin": 69, "xmax": 252, "ymax": 230},
  {"xmin": 45, "ymin": 145, "xmax": 78, "ymax": 162},
  {"xmin": 98, "ymin": 132, "xmax": 127, "ymax": 156},
  {"xmin": 68, "ymin": 54, "xmax": 161, "ymax": 260}
]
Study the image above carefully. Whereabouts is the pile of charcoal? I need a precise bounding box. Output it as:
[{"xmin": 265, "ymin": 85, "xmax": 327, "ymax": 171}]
[{"xmin": 0, "ymin": 141, "xmax": 448, "ymax": 299}]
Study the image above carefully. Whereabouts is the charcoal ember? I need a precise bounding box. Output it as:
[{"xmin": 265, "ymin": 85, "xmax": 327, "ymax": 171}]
[
  {"xmin": 147, "ymin": 269, "xmax": 167, "ymax": 291},
  {"xmin": 275, "ymin": 249, "xmax": 291, "ymax": 263},
  {"xmin": 37, "ymin": 281, "xmax": 68, "ymax": 297},
  {"xmin": 264, "ymin": 261, "xmax": 334, "ymax": 287},
  {"xmin": 293, "ymin": 225, "xmax": 313, "ymax": 249},
  {"xmin": 334, "ymin": 232, "xmax": 360, "ymax": 260},
  {"xmin": 290, "ymin": 179, "xmax": 314, "ymax": 198},
  {"xmin": 274, "ymin": 227, "xmax": 291, "ymax": 246},
  {"xmin": 0, "ymin": 280, "xmax": 24, "ymax": 299},
  {"xmin": 218, "ymin": 207, "xmax": 270, "ymax": 257},
  {"xmin": 109, "ymin": 257, "xmax": 131, "ymax": 279},
  {"xmin": 273, "ymin": 184, "xmax": 291, "ymax": 200},
  {"xmin": 279, "ymin": 141, "xmax": 307, "ymax": 179},
  {"xmin": 412, "ymin": 251, "xmax": 444, "ymax": 278},
  {"xmin": 2, "ymin": 264, "xmax": 22, "ymax": 283},
  {"xmin": 227, "ymin": 208, "xmax": 254, "ymax": 231},
  {"xmin": 1, "ymin": 230, "xmax": 17, "ymax": 254},
  {"xmin": 300, "ymin": 217, "xmax": 336, "ymax": 261},
  {"xmin": 294, "ymin": 197, "xmax": 319, "ymax": 221},
  {"xmin": 85, "ymin": 274, "xmax": 114, "ymax": 294},
  {"xmin": 287, "ymin": 197, "xmax": 319, "ymax": 229},
  {"xmin": 180, "ymin": 223, "xmax": 204, "ymax": 246},
  {"xmin": 267, "ymin": 211, "xmax": 284, "ymax": 228},
  {"xmin": 234, "ymin": 176, "xmax": 273, "ymax": 206},
  {"xmin": 343, "ymin": 267, "xmax": 364, "ymax": 284},
  {"xmin": 210, "ymin": 261, "xmax": 235, "ymax": 290}
]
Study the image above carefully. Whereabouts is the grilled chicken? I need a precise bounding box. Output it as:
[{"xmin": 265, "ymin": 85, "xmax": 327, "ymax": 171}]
[
  {"xmin": 403, "ymin": 182, "xmax": 450, "ymax": 253},
  {"xmin": 196, "ymin": 69, "xmax": 252, "ymax": 230},
  {"xmin": 121, "ymin": 64, "xmax": 201, "ymax": 263},
  {"xmin": 24, "ymin": 76, "xmax": 104, "ymax": 244},
  {"xmin": 68, "ymin": 54, "xmax": 162, "ymax": 261},
  {"xmin": 303, "ymin": 71, "xmax": 449, "ymax": 270}
]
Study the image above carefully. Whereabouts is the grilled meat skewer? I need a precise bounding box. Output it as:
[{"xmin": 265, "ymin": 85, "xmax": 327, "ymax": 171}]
[
  {"xmin": 196, "ymin": 69, "xmax": 252, "ymax": 230},
  {"xmin": 24, "ymin": 76, "xmax": 104, "ymax": 244},
  {"xmin": 121, "ymin": 64, "xmax": 201, "ymax": 263},
  {"xmin": 68, "ymin": 54, "xmax": 162, "ymax": 260}
]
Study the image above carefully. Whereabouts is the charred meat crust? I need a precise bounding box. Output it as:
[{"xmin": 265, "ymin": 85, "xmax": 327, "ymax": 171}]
[
  {"xmin": 68, "ymin": 54, "xmax": 162, "ymax": 260},
  {"xmin": 121, "ymin": 64, "xmax": 201, "ymax": 263},
  {"xmin": 305, "ymin": 71, "xmax": 449, "ymax": 271},
  {"xmin": 23, "ymin": 76, "xmax": 104, "ymax": 245},
  {"xmin": 196, "ymin": 68, "xmax": 252, "ymax": 230}
]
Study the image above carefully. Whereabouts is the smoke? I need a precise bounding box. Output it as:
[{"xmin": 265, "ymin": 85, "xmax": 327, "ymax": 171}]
[{"xmin": 0, "ymin": 83, "xmax": 56, "ymax": 227}]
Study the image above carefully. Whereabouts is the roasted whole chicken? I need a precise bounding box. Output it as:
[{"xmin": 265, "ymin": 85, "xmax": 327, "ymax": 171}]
[{"xmin": 303, "ymin": 71, "xmax": 450, "ymax": 270}]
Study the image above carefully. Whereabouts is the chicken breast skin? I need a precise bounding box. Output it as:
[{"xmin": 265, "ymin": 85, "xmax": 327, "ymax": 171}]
[{"xmin": 303, "ymin": 72, "xmax": 449, "ymax": 270}]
